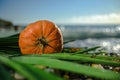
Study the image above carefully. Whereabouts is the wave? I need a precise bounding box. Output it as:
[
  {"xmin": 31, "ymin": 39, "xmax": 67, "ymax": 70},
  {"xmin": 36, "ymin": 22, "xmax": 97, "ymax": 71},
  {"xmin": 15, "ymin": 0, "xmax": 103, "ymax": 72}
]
[{"xmin": 58, "ymin": 24, "xmax": 120, "ymax": 39}]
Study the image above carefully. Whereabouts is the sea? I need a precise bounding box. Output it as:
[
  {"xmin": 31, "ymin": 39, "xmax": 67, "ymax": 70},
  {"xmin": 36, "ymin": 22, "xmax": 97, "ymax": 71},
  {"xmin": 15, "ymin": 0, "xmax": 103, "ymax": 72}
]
[{"xmin": 1, "ymin": 24, "xmax": 120, "ymax": 54}]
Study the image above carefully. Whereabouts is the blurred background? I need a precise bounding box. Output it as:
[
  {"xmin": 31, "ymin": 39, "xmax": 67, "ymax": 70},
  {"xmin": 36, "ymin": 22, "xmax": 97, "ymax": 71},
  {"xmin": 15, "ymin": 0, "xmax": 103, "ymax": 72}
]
[{"xmin": 0, "ymin": 0, "xmax": 120, "ymax": 53}]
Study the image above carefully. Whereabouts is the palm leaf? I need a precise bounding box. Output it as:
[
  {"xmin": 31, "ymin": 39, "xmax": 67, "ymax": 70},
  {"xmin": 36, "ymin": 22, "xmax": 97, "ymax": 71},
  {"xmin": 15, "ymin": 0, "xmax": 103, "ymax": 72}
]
[
  {"xmin": 0, "ymin": 64, "xmax": 13, "ymax": 80},
  {"xmin": 11, "ymin": 56, "xmax": 120, "ymax": 80},
  {"xmin": 0, "ymin": 55, "xmax": 62, "ymax": 80},
  {"xmin": 22, "ymin": 54, "xmax": 120, "ymax": 67}
]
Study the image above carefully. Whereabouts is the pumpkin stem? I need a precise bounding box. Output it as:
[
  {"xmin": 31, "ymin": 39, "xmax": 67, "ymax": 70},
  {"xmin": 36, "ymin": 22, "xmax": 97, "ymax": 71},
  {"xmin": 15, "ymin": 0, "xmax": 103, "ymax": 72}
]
[{"xmin": 37, "ymin": 37, "xmax": 48, "ymax": 48}]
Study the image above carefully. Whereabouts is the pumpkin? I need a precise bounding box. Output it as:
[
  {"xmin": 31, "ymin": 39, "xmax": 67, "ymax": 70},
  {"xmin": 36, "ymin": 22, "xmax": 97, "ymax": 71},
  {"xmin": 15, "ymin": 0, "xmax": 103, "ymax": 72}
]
[{"xmin": 19, "ymin": 20, "xmax": 63, "ymax": 54}]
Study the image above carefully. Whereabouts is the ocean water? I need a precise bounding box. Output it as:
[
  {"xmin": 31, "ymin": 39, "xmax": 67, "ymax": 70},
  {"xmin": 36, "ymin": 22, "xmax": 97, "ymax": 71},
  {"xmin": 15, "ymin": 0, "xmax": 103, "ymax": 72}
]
[
  {"xmin": 1, "ymin": 24, "xmax": 120, "ymax": 53},
  {"xmin": 58, "ymin": 24, "xmax": 120, "ymax": 53}
]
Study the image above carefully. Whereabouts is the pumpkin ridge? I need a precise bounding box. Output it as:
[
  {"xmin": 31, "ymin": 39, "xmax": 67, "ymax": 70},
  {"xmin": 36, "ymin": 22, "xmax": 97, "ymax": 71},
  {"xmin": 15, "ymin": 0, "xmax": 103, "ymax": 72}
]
[
  {"xmin": 42, "ymin": 46, "xmax": 45, "ymax": 53},
  {"xmin": 19, "ymin": 38, "xmax": 36, "ymax": 49},
  {"xmin": 22, "ymin": 44, "xmax": 35, "ymax": 49},
  {"xmin": 45, "ymin": 28, "xmax": 58, "ymax": 39},
  {"xmin": 32, "ymin": 45, "xmax": 37, "ymax": 54},
  {"xmin": 31, "ymin": 32, "xmax": 38, "ymax": 39},
  {"xmin": 42, "ymin": 20, "xmax": 46, "ymax": 38},
  {"xmin": 36, "ymin": 45, "xmax": 42, "ymax": 54},
  {"xmin": 47, "ymin": 44, "xmax": 54, "ymax": 49},
  {"xmin": 47, "ymin": 44, "xmax": 57, "ymax": 52},
  {"xmin": 35, "ymin": 46, "xmax": 41, "ymax": 54},
  {"xmin": 31, "ymin": 47, "xmax": 37, "ymax": 54},
  {"xmin": 41, "ymin": 21, "xmax": 44, "ymax": 38},
  {"xmin": 47, "ymin": 38, "xmax": 60, "ymax": 43},
  {"xmin": 44, "ymin": 26, "xmax": 56, "ymax": 38},
  {"xmin": 25, "ymin": 36, "xmax": 37, "ymax": 42},
  {"xmin": 24, "ymin": 46, "xmax": 36, "ymax": 54},
  {"xmin": 42, "ymin": 20, "xmax": 56, "ymax": 38}
]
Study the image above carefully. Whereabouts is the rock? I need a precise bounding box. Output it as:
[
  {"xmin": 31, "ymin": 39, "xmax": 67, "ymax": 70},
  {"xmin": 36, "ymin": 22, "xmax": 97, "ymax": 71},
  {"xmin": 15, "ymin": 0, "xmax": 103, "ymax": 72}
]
[{"xmin": 14, "ymin": 72, "xmax": 25, "ymax": 80}]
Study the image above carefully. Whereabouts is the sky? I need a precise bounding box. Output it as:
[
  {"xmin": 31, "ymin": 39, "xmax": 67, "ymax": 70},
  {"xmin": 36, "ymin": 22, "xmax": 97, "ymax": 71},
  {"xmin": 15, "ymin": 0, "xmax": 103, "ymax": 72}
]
[{"xmin": 0, "ymin": 0, "xmax": 120, "ymax": 25}]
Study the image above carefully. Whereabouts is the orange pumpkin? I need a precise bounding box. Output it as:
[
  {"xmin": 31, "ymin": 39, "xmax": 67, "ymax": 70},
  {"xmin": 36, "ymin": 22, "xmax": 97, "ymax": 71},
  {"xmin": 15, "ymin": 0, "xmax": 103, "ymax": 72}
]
[{"xmin": 19, "ymin": 20, "xmax": 63, "ymax": 54}]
